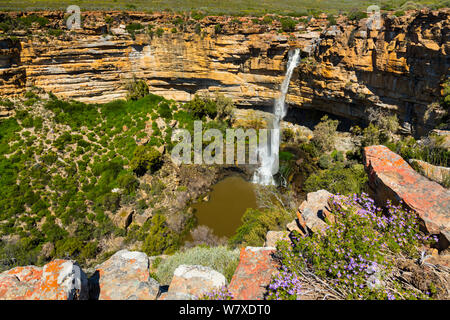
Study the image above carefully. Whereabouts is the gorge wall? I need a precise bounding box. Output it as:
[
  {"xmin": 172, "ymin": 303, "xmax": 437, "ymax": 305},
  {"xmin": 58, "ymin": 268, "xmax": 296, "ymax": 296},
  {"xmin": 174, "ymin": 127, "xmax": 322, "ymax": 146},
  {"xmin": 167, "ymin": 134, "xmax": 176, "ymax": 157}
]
[{"xmin": 0, "ymin": 9, "xmax": 448, "ymax": 135}]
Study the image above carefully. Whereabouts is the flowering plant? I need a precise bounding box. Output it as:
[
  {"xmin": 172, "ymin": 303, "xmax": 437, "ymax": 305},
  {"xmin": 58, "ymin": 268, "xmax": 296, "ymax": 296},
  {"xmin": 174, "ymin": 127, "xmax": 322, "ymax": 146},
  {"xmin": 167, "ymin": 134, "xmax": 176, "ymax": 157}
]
[
  {"xmin": 267, "ymin": 193, "xmax": 437, "ymax": 300},
  {"xmin": 198, "ymin": 286, "xmax": 234, "ymax": 300}
]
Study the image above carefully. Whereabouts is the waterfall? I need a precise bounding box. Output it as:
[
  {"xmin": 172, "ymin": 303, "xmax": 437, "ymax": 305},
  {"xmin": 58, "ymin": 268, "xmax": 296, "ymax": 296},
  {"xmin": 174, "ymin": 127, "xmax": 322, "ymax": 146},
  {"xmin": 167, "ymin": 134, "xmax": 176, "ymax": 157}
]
[{"xmin": 253, "ymin": 48, "xmax": 301, "ymax": 185}]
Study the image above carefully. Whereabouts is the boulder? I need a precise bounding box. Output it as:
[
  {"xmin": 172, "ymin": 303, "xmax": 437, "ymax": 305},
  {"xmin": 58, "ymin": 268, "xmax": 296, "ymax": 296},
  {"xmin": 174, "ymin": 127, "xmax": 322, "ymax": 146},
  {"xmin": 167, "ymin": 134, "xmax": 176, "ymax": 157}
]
[
  {"xmin": 228, "ymin": 247, "xmax": 279, "ymax": 300},
  {"xmin": 91, "ymin": 249, "xmax": 159, "ymax": 300},
  {"xmin": 409, "ymin": 159, "xmax": 450, "ymax": 186},
  {"xmin": 0, "ymin": 266, "xmax": 42, "ymax": 300},
  {"xmin": 167, "ymin": 265, "xmax": 226, "ymax": 299},
  {"xmin": 113, "ymin": 208, "xmax": 134, "ymax": 229},
  {"xmin": 286, "ymin": 219, "xmax": 304, "ymax": 235},
  {"xmin": 297, "ymin": 190, "xmax": 334, "ymax": 234},
  {"xmin": 264, "ymin": 230, "xmax": 289, "ymax": 247},
  {"xmin": 0, "ymin": 260, "xmax": 88, "ymax": 300},
  {"xmin": 363, "ymin": 145, "xmax": 450, "ymax": 249}
]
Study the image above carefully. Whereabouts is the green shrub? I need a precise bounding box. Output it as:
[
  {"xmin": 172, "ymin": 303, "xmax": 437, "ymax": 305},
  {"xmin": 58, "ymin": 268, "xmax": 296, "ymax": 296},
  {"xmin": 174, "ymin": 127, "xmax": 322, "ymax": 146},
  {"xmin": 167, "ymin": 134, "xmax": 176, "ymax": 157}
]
[
  {"xmin": 126, "ymin": 23, "xmax": 144, "ymax": 34},
  {"xmin": 280, "ymin": 17, "xmax": 297, "ymax": 32},
  {"xmin": 117, "ymin": 173, "xmax": 139, "ymax": 194},
  {"xmin": 191, "ymin": 10, "xmax": 205, "ymax": 21},
  {"xmin": 156, "ymin": 28, "xmax": 164, "ymax": 37},
  {"xmin": 155, "ymin": 246, "xmax": 240, "ymax": 285},
  {"xmin": 347, "ymin": 10, "xmax": 368, "ymax": 21},
  {"xmin": 141, "ymin": 214, "xmax": 179, "ymax": 256},
  {"xmin": 304, "ymin": 163, "xmax": 368, "ymax": 195},
  {"xmin": 130, "ymin": 145, "xmax": 162, "ymax": 176},
  {"xmin": 184, "ymin": 95, "xmax": 218, "ymax": 120},
  {"xmin": 229, "ymin": 206, "xmax": 294, "ymax": 247},
  {"xmin": 327, "ymin": 15, "xmax": 337, "ymax": 26},
  {"xmin": 126, "ymin": 78, "xmax": 149, "ymax": 101},
  {"xmin": 312, "ymin": 115, "xmax": 339, "ymax": 152},
  {"xmin": 318, "ymin": 154, "xmax": 333, "ymax": 169}
]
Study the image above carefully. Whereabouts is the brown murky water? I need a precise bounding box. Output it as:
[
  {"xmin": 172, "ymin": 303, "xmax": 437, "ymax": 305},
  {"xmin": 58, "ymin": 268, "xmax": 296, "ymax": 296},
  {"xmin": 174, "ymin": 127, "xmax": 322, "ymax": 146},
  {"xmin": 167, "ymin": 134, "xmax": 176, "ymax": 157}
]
[{"xmin": 191, "ymin": 175, "xmax": 258, "ymax": 238}]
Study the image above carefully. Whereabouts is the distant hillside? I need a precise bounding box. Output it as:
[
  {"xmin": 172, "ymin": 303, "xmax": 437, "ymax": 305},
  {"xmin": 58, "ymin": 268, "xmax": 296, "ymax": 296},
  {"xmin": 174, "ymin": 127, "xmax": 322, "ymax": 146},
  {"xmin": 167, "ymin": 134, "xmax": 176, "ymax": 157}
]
[{"xmin": 0, "ymin": 0, "xmax": 448, "ymax": 15}]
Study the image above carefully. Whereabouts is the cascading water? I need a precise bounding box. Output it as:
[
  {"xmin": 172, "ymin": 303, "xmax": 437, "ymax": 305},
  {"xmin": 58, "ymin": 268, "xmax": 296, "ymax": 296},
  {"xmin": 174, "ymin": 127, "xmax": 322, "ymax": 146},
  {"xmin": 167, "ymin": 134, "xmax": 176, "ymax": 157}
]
[{"xmin": 253, "ymin": 48, "xmax": 301, "ymax": 185}]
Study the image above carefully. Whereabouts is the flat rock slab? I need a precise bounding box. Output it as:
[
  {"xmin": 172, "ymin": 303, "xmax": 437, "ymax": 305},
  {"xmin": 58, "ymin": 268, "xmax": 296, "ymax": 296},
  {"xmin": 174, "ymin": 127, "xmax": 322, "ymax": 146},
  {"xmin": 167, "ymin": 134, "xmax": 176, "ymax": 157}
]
[
  {"xmin": 92, "ymin": 249, "xmax": 159, "ymax": 300},
  {"xmin": 167, "ymin": 264, "xmax": 226, "ymax": 299},
  {"xmin": 0, "ymin": 260, "xmax": 88, "ymax": 300},
  {"xmin": 228, "ymin": 247, "xmax": 278, "ymax": 300},
  {"xmin": 364, "ymin": 145, "xmax": 450, "ymax": 248}
]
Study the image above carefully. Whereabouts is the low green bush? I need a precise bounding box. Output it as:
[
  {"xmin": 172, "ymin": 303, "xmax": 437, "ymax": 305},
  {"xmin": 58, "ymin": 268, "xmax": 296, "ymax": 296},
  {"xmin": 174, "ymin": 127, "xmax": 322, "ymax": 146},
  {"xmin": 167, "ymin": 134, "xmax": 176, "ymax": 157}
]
[
  {"xmin": 229, "ymin": 206, "xmax": 294, "ymax": 247},
  {"xmin": 303, "ymin": 163, "xmax": 368, "ymax": 195}
]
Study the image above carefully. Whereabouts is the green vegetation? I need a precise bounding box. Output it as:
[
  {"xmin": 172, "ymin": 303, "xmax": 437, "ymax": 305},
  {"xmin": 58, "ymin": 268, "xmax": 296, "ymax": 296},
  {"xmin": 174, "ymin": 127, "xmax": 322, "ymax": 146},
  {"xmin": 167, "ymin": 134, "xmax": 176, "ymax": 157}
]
[
  {"xmin": 126, "ymin": 78, "xmax": 150, "ymax": 101},
  {"xmin": 385, "ymin": 136, "xmax": 449, "ymax": 167},
  {"xmin": 125, "ymin": 22, "xmax": 144, "ymax": 39},
  {"xmin": 0, "ymin": 86, "xmax": 234, "ymax": 271},
  {"xmin": 229, "ymin": 187, "xmax": 295, "ymax": 247},
  {"xmin": 279, "ymin": 17, "xmax": 297, "ymax": 32},
  {"xmin": 130, "ymin": 145, "xmax": 162, "ymax": 176},
  {"xmin": 312, "ymin": 115, "xmax": 339, "ymax": 152},
  {"xmin": 1, "ymin": 0, "xmax": 445, "ymax": 16},
  {"xmin": 304, "ymin": 163, "xmax": 368, "ymax": 195}
]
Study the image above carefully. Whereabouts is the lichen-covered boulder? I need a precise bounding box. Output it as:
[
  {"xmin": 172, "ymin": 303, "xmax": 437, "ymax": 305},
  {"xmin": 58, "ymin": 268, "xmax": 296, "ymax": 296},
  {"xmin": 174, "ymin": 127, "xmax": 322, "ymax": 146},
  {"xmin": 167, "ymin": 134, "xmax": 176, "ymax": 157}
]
[
  {"xmin": 0, "ymin": 266, "xmax": 42, "ymax": 300},
  {"xmin": 0, "ymin": 260, "xmax": 88, "ymax": 300},
  {"xmin": 166, "ymin": 265, "xmax": 226, "ymax": 299},
  {"xmin": 92, "ymin": 249, "xmax": 159, "ymax": 300},
  {"xmin": 364, "ymin": 145, "xmax": 450, "ymax": 249},
  {"xmin": 228, "ymin": 247, "xmax": 278, "ymax": 300},
  {"xmin": 297, "ymin": 189, "xmax": 334, "ymax": 234}
]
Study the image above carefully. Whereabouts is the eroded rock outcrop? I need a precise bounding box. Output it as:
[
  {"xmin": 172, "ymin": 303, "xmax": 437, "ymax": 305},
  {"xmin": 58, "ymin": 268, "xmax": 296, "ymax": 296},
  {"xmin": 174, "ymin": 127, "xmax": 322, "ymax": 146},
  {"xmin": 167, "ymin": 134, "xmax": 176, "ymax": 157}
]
[
  {"xmin": 296, "ymin": 189, "xmax": 334, "ymax": 234},
  {"xmin": 290, "ymin": 9, "xmax": 449, "ymax": 136},
  {"xmin": 0, "ymin": 260, "xmax": 88, "ymax": 300},
  {"xmin": 363, "ymin": 145, "xmax": 450, "ymax": 249},
  {"xmin": 409, "ymin": 159, "xmax": 450, "ymax": 185}
]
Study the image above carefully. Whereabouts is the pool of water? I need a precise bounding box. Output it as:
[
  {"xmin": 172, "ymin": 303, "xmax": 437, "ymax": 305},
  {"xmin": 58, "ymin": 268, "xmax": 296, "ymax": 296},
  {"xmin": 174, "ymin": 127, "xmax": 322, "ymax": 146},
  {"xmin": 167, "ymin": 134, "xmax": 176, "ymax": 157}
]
[{"xmin": 190, "ymin": 175, "xmax": 257, "ymax": 238}]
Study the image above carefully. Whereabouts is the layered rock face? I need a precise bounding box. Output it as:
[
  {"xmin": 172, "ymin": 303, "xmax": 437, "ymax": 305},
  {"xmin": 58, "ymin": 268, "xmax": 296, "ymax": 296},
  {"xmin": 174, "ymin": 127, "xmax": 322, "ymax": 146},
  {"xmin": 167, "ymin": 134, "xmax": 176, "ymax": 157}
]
[
  {"xmin": 363, "ymin": 145, "xmax": 450, "ymax": 249},
  {"xmin": 290, "ymin": 9, "xmax": 450, "ymax": 136},
  {"xmin": 0, "ymin": 11, "xmax": 316, "ymax": 106},
  {"xmin": 1, "ymin": 10, "xmax": 447, "ymax": 135}
]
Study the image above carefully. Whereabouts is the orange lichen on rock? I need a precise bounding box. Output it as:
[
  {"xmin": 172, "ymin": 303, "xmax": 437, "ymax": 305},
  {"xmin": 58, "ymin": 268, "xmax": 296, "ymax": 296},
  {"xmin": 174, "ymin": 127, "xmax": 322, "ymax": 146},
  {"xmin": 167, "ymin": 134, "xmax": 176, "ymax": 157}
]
[
  {"xmin": 229, "ymin": 247, "xmax": 279, "ymax": 300},
  {"xmin": 363, "ymin": 145, "xmax": 450, "ymax": 249}
]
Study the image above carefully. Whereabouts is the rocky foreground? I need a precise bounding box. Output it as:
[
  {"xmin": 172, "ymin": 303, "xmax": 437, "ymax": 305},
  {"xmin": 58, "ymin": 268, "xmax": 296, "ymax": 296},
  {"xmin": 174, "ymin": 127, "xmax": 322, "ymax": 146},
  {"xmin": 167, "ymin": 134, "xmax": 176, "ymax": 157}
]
[{"xmin": 0, "ymin": 145, "xmax": 449, "ymax": 300}]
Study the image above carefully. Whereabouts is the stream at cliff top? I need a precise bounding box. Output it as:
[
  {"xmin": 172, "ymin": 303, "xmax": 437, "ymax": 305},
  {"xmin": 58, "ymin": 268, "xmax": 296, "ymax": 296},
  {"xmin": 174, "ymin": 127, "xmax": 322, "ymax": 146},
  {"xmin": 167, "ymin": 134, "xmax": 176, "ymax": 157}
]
[{"xmin": 189, "ymin": 175, "xmax": 257, "ymax": 238}]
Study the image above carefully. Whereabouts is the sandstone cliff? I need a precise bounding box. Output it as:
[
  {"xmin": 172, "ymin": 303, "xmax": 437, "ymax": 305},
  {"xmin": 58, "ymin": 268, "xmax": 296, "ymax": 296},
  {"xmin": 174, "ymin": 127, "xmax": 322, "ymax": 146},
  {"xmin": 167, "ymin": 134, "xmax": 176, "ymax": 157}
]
[
  {"xmin": 0, "ymin": 9, "xmax": 448, "ymax": 135},
  {"xmin": 291, "ymin": 9, "xmax": 450, "ymax": 136}
]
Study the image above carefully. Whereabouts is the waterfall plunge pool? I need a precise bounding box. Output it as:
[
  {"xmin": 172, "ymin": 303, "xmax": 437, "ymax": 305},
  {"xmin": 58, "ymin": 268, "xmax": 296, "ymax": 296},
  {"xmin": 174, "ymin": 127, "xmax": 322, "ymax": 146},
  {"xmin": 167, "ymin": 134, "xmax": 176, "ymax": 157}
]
[{"xmin": 189, "ymin": 175, "xmax": 258, "ymax": 238}]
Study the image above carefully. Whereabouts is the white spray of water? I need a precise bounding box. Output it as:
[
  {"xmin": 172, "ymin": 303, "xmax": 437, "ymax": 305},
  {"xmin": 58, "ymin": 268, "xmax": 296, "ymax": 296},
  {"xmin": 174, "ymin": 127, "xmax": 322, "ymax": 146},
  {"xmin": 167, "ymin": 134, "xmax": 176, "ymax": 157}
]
[{"xmin": 253, "ymin": 48, "xmax": 301, "ymax": 185}]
